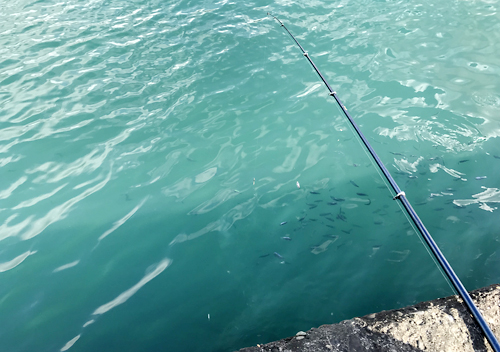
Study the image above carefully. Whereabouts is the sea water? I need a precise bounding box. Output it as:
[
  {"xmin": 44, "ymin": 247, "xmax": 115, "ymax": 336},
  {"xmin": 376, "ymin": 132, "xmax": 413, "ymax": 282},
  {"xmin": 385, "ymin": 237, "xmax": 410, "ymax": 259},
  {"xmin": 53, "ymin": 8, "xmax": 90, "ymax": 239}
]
[{"xmin": 1, "ymin": 0, "xmax": 500, "ymax": 351}]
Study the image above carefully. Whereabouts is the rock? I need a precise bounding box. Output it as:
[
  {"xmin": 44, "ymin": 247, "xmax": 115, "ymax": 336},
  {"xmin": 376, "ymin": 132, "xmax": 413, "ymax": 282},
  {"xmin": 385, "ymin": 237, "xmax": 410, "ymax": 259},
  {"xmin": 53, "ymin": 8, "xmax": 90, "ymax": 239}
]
[{"xmin": 237, "ymin": 284, "xmax": 500, "ymax": 352}]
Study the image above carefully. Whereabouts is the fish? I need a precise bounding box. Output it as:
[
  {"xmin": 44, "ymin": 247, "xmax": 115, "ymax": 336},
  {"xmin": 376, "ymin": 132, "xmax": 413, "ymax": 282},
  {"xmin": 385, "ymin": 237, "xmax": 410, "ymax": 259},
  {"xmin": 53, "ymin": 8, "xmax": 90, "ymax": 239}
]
[
  {"xmin": 325, "ymin": 225, "xmax": 335, "ymax": 229},
  {"xmin": 390, "ymin": 152, "xmax": 404, "ymax": 156},
  {"xmin": 331, "ymin": 196, "xmax": 345, "ymax": 202},
  {"xmin": 273, "ymin": 252, "xmax": 284, "ymax": 259},
  {"xmin": 459, "ymin": 159, "xmax": 469, "ymax": 163},
  {"xmin": 259, "ymin": 254, "xmax": 270, "ymax": 258},
  {"xmin": 350, "ymin": 180, "xmax": 359, "ymax": 187},
  {"xmin": 327, "ymin": 202, "xmax": 337, "ymax": 206},
  {"xmin": 336, "ymin": 214, "xmax": 346, "ymax": 222},
  {"xmin": 342, "ymin": 229, "xmax": 352, "ymax": 234},
  {"xmin": 337, "ymin": 208, "xmax": 347, "ymax": 221},
  {"xmin": 281, "ymin": 236, "xmax": 292, "ymax": 241},
  {"xmin": 280, "ymin": 221, "xmax": 287, "ymax": 225},
  {"xmin": 475, "ymin": 176, "xmax": 487, "ymax": 180},
  {"xmin": 296, "ymin": 181, "xmax": 301, "ymax": 188},
  {"xmin": 319, "ymin": 212, "xmax": 332, "ymax": 216},
  {"xmin": 325, "ymin": 217, "xmax": 336, "ymax": 222},
  {"xmin": 310, "ymin": 191, "xmax": 320, "ymax": 195},
  {"xmin": 356, "ymin": 192, "xmax": 368, "ymax": 196}
]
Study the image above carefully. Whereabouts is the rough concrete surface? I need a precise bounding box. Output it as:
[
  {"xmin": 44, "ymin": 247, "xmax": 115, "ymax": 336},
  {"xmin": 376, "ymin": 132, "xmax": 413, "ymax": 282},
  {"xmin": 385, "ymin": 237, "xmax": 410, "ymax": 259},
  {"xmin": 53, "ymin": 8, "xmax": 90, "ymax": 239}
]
[{"xmin": 238, "ymin": 284, "xmax": 500, "ymax": 352}]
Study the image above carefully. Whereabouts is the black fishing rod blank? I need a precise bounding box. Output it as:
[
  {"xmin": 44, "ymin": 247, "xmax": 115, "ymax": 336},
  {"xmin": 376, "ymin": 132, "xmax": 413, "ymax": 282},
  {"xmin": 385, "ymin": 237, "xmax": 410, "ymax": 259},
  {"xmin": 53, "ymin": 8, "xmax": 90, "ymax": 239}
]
[{"xmin": 269, "ymin": 13, "xmax": 500, "ymax": 352}]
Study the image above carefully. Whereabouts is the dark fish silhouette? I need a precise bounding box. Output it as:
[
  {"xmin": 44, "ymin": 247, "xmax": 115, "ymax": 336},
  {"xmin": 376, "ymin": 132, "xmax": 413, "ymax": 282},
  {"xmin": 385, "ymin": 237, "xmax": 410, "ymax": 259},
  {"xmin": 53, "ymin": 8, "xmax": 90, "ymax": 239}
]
[{"xmin": 337, "ymin": 207, "xmax": 347, "ymax": 221}]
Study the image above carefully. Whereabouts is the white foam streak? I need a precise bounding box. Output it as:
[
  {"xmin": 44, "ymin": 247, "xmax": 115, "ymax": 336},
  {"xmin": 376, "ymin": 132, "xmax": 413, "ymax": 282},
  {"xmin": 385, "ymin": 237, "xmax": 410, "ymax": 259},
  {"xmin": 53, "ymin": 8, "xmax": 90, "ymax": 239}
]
[
  {"xmin": 60, "ymin": 334, "xmax": 81, "ymax": 352},
  {"xmin": 0, "ymin": 214, "xmax": 32, "ymax": 242},
  {"xmin": 53, "ymin": 260, "xmax": 80, "ymax": 273},
  {"xmin": 92, "ymin": 258, "xmax": 171, "ymax": 315},
  {"xmin": 453, "ymin": 187, "xmax": 500, "ymax": 212},
  {"xmin": 13, "ymin": 184, "xmax": 67, "ymax": 209},
  {"xmin": 0, "ymin": 176, "xmax": 27, "ymax": 199},
  {"xmin": 98, "ymin": 197, "xmax": 148, "ymax": 241},
  {"xmin": 0, "ymin": 250, "xmax": 36, "ymax": 273},
  {"xmin": 429, "ymin": 163, "xmax": 465, "ymax": 179},
  {"xmin": 21, "ymin": 169, "xmax": 112, "ymax": 240}
]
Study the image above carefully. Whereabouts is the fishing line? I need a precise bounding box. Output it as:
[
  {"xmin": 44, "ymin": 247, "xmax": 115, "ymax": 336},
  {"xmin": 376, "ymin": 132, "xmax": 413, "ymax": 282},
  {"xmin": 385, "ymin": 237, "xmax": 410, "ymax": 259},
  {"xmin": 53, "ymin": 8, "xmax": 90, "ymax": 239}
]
[
  {"xmin": 334, "ymin": 101, "xmax": 458, "ymax": 296},
  {"xmin": 269, "ymin": 13, "xmax": 500, "ymax": 352},
  {"xmin": 339, "ymin": 106, "xmax": 456, "ymax": 296}
]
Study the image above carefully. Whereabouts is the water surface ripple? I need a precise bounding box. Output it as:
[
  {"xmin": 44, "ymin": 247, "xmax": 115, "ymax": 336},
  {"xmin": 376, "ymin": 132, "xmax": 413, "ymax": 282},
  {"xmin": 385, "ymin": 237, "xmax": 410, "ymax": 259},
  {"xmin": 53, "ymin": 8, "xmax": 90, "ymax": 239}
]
[{"xmin": 1, "ymin": 0, "xmax": 500, "ymax": 351}]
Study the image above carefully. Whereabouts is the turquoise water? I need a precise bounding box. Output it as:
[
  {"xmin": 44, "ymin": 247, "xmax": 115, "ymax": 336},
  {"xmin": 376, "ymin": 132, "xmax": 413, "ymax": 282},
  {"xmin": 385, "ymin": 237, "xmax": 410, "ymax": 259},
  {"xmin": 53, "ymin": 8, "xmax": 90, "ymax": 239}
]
[{"xmin": 1, "ymin": 0, "xmax": 500, "ymax": 351}]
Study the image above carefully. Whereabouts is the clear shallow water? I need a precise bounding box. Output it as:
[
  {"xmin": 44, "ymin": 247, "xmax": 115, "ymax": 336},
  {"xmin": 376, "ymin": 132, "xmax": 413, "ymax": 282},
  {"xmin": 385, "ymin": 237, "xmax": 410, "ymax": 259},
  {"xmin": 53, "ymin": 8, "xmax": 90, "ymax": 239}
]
[{"xmin": 1, "ymin": 0, "xmax": 500, "ymax": 351}]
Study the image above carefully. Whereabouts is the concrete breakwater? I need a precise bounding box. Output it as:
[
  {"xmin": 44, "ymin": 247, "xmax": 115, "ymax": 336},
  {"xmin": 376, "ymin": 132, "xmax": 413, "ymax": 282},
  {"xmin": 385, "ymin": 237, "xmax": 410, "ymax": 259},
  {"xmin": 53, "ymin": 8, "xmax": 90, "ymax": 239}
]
[{"xmin": 238, "ymin": 284, "xmax": 500, "ymax": 352}]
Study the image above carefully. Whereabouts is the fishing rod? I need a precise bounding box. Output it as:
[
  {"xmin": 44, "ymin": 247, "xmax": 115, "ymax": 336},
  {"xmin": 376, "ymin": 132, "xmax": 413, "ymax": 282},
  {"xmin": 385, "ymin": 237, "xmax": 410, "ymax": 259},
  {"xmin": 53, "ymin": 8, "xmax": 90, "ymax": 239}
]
[{"xmin": 268, "ymin": 13, "xmax": 500, "ymax": 352}]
